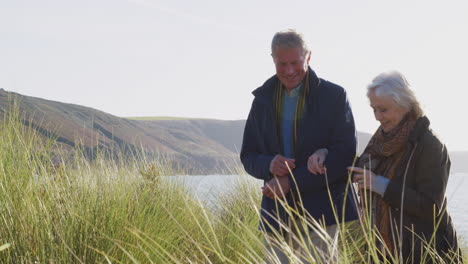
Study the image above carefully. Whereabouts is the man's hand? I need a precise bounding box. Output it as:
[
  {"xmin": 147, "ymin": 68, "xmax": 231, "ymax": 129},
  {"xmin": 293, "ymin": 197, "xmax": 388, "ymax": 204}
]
[
  {"xmin": 262, "ymin": 176, "xmax": 291, "ymax": 199},
  {"xmin": 307, "ymin": 148, "xmax": 328, "ymax": 175},
  {"xmin": 269, "ymin": 155, "xmax": 295, "ymax": 177}
]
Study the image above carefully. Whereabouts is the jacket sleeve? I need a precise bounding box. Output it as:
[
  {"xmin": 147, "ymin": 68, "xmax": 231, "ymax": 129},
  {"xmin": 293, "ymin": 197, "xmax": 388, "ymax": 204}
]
[
  {"xmin": 240, "ymin": 101, "xmax": 274, "ymax": 181},
  {"xmin": 383, "ymin": 138, "xmax": 450, "ymax": 218},
  {"xmin": 289, "ymin": 90, "xmax": 357, "ymax": 195}
]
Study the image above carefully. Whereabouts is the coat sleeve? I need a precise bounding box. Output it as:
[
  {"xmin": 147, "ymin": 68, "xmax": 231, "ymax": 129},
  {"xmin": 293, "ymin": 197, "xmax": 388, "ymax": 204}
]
[
  {"xmin": 383, "ymin": 137, "xmax": 450, "ymax": 218},
  {"xmin": 289, "ymin": 89, "xmax": 357, "ymax": 195},
  {"xmin": 240, "ymin": 100, "xmax": 274, "ymax": 181}
]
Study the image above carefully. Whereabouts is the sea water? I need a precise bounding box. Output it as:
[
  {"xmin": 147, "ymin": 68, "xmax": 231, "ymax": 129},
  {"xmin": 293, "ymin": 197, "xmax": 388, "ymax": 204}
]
[{"xmin": 174, "ymin": 173, "xmax": 468, "ymax": 241}]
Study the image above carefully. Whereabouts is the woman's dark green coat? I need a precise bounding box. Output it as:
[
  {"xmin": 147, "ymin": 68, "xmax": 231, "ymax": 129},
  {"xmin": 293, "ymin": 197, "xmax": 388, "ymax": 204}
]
[{"xmin": 381, "ymin": 116, "xmax": 461, "ymax": 263}]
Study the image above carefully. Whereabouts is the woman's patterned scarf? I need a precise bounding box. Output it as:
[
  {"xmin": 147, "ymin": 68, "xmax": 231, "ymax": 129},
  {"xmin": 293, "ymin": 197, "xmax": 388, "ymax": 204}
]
[{"xmin": 357, "ymin": 111, "xmax": 417, "ymax": 256}]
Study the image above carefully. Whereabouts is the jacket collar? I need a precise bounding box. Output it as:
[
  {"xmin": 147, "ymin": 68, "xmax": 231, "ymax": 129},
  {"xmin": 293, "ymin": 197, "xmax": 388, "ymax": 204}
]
[
  {"xmin": 408, "ymin": 115, "xmax": 430, "ymax": 144},
  {"xmin": 252, "ymin": 67, "xmax": 320, "ymax": 104}
]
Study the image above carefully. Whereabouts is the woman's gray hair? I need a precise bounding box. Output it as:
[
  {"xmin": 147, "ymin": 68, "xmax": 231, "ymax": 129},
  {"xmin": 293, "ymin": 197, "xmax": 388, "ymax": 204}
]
[
  {"xmin": 367, "ymin": 71, "xmax": 423, "ymax": 117},
  {"xmin": 271, "ymin": 29, "xmax": 310, "ymax": 57}
]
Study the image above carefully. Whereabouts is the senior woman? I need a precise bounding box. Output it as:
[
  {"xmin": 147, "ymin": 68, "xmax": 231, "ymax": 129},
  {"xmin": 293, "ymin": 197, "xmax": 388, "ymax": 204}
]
[{"xmin": 308, "ymin": 71, "xmax": 462, "ymax": 263}]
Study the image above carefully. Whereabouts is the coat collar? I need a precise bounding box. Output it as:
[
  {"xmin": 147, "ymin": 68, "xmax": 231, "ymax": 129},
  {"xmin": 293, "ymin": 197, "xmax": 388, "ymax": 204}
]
[
  {"xmin": 252, "ymin": 67, "xmax": 320, "ymax": 104},
  {"xmin": 408, "ymin": 115, "xmax": 430, "ymax": 144}
]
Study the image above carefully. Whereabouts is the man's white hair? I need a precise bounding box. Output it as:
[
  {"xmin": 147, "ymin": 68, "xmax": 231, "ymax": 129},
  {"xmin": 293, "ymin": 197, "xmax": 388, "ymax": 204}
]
[{"xmin": 271, "ymin": 29, "xmax": 310, "ymax": 57}]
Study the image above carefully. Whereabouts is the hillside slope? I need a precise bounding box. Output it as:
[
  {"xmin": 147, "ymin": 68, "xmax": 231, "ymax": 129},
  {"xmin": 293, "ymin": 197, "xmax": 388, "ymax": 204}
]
[
  {"xmin": 0, "ymin": 89, "xmax": 239, "ymax": 174},
  {"xmin": 1, "ymin": 88, "xmax": 466, "ymax": 174}
]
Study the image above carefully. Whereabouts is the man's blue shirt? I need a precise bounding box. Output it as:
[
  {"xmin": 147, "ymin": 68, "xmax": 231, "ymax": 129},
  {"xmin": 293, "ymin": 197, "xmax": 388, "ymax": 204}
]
[{"xmin": 281, "ymin": 84, "xmax": 302, "ymax": 158}]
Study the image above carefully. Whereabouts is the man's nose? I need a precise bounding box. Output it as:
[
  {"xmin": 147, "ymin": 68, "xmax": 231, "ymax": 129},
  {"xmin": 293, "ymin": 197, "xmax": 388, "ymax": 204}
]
[{"xmin": 285, "ymin": 65, "xmax": 294, "ymax": 75}]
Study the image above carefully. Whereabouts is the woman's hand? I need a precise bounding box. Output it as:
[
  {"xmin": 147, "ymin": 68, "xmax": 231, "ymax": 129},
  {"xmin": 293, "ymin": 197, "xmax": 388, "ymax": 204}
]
[
  {"xmin": 307, "ymin": 148, "xmax": 328, "ymax": 175},
  {"xmin": 348, "ymin": 166, "xmax": 377, "ymax": 190}
]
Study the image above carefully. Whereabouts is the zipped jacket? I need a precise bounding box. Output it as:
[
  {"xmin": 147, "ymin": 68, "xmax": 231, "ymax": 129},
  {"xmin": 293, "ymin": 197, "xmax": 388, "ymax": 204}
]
[{"xmin": 240, "ymin": 68, "xmax": 358, "ymax": 232}]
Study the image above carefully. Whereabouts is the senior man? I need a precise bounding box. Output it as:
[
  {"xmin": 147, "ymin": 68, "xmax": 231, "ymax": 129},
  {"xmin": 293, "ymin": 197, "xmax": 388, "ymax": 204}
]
[{"xmin": 240, "ymin": 29, "xmax": 358, "ymax": 263}]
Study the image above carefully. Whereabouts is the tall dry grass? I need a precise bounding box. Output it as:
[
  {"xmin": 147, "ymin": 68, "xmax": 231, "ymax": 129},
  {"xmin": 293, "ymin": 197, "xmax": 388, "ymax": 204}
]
[
  {"xmin": 0, "ymin": 103, "xmax": 465, "ymax": 263},
  {"xmin": 0, "ymin": 103, "xmax": 265, "ymax": 263}
]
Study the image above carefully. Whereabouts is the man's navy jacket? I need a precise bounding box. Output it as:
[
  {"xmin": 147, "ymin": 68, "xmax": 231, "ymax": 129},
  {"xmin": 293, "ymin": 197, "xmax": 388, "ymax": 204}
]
[{"xmin": 240, "ymin": 68, "xmax": 358, "ymax": 232}]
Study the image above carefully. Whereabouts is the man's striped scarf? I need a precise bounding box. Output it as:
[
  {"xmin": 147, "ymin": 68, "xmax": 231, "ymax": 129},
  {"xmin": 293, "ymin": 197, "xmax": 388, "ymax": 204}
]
[{"xmin": 273, "ymin": 71, "xmax": 310, "ymax": 157}]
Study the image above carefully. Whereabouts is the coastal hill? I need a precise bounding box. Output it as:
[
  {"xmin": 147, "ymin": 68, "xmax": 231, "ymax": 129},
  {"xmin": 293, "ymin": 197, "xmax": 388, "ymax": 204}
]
[
  {"xmin": 0, "ymin": 89, "xmax": 239, "ymax": 174},
  {"xmin": 0, "ymin": 88, "xmax": 466, "ymax": 174}
]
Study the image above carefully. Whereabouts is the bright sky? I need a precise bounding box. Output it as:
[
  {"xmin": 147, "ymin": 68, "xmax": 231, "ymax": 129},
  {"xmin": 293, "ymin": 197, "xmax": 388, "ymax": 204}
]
[{"xmin": 1, "ymin": 0, "xmax": 467, "ymax": 150}]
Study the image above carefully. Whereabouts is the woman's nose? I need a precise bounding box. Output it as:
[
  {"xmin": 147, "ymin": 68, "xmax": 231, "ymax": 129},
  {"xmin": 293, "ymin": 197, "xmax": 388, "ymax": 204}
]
[{"xmin": 374, "ymin": 112, "xmax": 382, "ymax": 121}]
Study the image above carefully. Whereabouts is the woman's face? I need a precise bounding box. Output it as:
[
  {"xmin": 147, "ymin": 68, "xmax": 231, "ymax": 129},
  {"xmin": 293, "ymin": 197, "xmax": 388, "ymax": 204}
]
[{"xmin": 369, "ymin": 92, "xmax": 410, "ymax": 132}]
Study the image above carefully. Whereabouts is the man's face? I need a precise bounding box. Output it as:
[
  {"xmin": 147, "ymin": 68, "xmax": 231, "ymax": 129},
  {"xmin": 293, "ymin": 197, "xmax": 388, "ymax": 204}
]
[{"xmin": 272, "ymin": 47, "xmax": 311, "ymax": 91}]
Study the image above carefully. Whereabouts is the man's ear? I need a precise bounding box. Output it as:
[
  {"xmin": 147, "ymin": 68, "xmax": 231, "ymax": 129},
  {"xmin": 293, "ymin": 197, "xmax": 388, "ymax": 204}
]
[{"xmin": 306, "ymin": 51, "xmax": 311, "ymax": 64}]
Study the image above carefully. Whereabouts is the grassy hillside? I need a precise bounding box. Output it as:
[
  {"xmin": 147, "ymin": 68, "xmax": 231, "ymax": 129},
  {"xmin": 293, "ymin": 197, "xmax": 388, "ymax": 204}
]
[
  {"xmin": 0, "ymin": 88, "xmax": 466, "ymax": 174},
  {"xmin": 0, "ymin": 89, "xmax": 241, "ymax": 174},
  {"xmin": 1, "ymin": 109, "xmax": 465, "ymax": 263},
  {"xmin": 126, "ymin": 116, "xmax": 200, "ymax": 120},
  {"xmin": 0, "ymin": 107, "xmax": 264, "ymax": 262}
]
